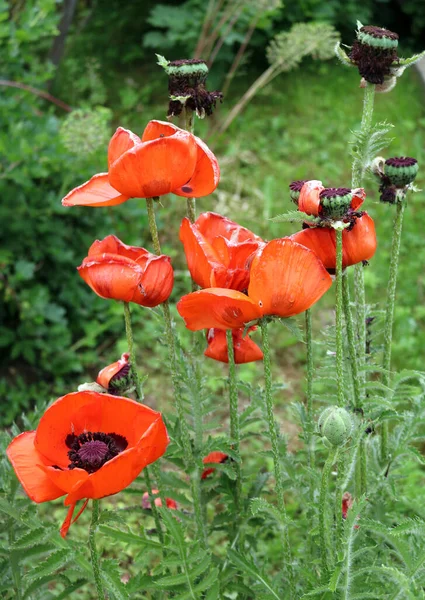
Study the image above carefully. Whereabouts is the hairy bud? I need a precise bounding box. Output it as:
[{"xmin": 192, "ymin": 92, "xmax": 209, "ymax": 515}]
[{"xmin": 318, "ymin": 406, "xmax": 353, "ymax": 447}]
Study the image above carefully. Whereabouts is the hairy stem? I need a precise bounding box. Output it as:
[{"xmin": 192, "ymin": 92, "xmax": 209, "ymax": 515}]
[
  {"xmin": 260, "ymin": 319, "xmax": 295, "ymax": 594},
  {"xmin": 335, "ymin": 228, "xmax": 344, "ymax": 408},
  {"xmin": 145, "ymin": 197, "xmax": 207, "ymax": 548},
  {"xmin": 143, "ymin": 467, "xmax": 164, "ymax": 544},
  {"xmin": 305, "ymin": 308, "xmax": 315, "ymax": 470},
  {"xmin": 381, "ymin": 199, "xmax": 406, "ymax": 460},
  {"xmin": 226, "ymin": 330, "xmax": 242, "ymax": 522},
  {"xmin": 89, "ymin": 500, "xmax": 105, "ymax": 600},
  {"xmin": 319, "ymin": 447, "xmax": 338, "ymax": 577},
  {"xmin": 123, "ymin": 302, "xmax": 143, "ymax": 399}
]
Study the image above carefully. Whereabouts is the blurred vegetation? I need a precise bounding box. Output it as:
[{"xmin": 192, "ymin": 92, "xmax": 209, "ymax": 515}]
[{"xmin": 1, "ymin": 0, "xmax": 425, "ymax": 427}]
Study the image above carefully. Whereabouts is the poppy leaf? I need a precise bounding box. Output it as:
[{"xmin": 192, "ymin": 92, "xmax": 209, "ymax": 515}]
[
  {"xmin": 26, "ymin": 549, "xmax": 71, "ymax": 580},
  {"xmin": 227, "ymin": 549, "xmax": 281, "ymax": 600},
  {"xmin": 250, "ymin": 497, "xmax": 286, "ymax": 527},
  {"xmin": 100, "ymin": 558, "xmax": 130, "ymax": 600},
  {"xmin": 98, "ymin": 525, "xmax": 162, "ymax": 549},
  {"xmin": 12, "ymin": 525, "xmax": 53, "ymax": 549},
  {"xmin": 0, "ymin": 498, "xmax": 21, "ymax": 521},
  {"xmin": 278, "ymin": 317, "xmax": 305, "ymax": 343},
  {"xmin": 269, "ymin": 210, "xmax": 317, "ymax": 224}
]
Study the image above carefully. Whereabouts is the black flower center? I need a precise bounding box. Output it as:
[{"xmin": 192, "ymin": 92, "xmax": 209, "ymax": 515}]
[
  {"xmin": 66, "ymin": 431, "xmax": 128, "ymax": 473},
  {"xmin": 385, "ymin": 157, "xmax": 417, "ymax": 168}
]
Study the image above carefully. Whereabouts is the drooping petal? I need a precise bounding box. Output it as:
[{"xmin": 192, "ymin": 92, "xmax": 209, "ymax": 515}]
[
  {"xmin": 298, "ymin": 180, "xmax": 324, "ymax": 216},
  {"xmin": 195, "ymin": 212, "xmax": 262, "ymax": 244},
  {"xmin": 78, "ymin": 254, "xmax": 146, "ymax": 304},
  {"xmin": 34, "ymin": 392, "xmax": 165, "ymax": 468},
  {"xmin": 63, "ymin": 416, "xmax": 168, "ymax": 505},
  {"xmin": 351, "ymin": 188, "xmax": 366, "ymax": 210},
  {"xmin": 174, "ymin": 136, "xmax": 220, "ymax": 198},
  {"xmin": 6, "ymin": 432, "xmax": 64, "ymax": 503},
  {"xmin": 131, "ymin": 254, "xmax": 174, "ymax": 307},
  {"xmin": 248, "ymin": 238, "xmax": 333, "ymax": 317},
  {"xmin": 60, "ymin": 499, "xmax": 89, "ymax": 538},
  {"xmin": 204, "ymin": 328, "xmax": 263, "ymax": 364},
  {"xmin": 108, "ymin": 129, "xmax": 197, "ymax": 198},
  {"xmin": 291, "ymin": 214, "xmax": 377, "ymax": 269},
  {"xmin": 179, "ymin": 217, "xmax": 225, "ymax": 289},
  {"xmin": 87, "ymin": 234, "xmax": 150, "ymax": 262},
  {"xmin": 62, "ymin": 173, "xmax": 129, "ymax": 207},
  {"xmin": 177, "ymin": 288, "xmax": 262, "ymax": 331},
  {"xmin": 108, "ymin": 127, "xmax": 141, "ymax": 169}
]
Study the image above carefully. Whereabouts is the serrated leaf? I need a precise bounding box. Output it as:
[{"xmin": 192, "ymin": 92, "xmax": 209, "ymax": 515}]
[
  {"xmin": 98, "ymin": 525, "xmax": 162, "ymax": 549},
  {"xmin": 227, "ymin": 549, "xmax": 281, "ymax": 600},
  {"xmin": 100, "ymin": 559, "xmax": 129, "ymax": 600},
  {"xmin": 13, "ymin": 526, "xmax": 51, "ymax": 549},
  {"xmin": 270, "ymin": 210, "xmax": 316, "ymax": 224},
  {"xmin": 250, "ymin": 497, "xmax": 286, "ymax": 526},
  {"xmin": 98, "ymin": 510, "xmax": 128, "ymax": 528},
  {"xmin": 279, "ymin": 317, "xmax": 304, "ymax": 342},
  {"xmin": 53, "ymin": 579, "xmax": 88, "ymax": 600},
  {"xmin": 27, "ymin": 548, "xmax": 70, "ymax": 580},
  {"xmin": 0, "ymin": 498, "xmax": 20, "ymax": 521}
]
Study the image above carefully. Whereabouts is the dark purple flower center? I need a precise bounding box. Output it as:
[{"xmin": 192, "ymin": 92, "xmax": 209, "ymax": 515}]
[
  {"xmin": 319, "ymin": 187, "xmax": 351, "ymax": 199},
  {"xmin": 66, "ymin": 431, "xmax": 128, "ymax": 473},
  {"xmin": 108, "ymin": 363, "xmax": 131, "ymax": 393},
  {"xmin": 360, "ymin": 25, "xmax": 398, "ymax": 40},
  {"xmin": 289, "ymin": 180, "xmax": 306, "ymax": 193}
]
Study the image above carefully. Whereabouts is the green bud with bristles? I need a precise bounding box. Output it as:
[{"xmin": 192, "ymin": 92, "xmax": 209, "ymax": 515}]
[{"xmin": 318, "ymin": 406, "xmax": 353, "ymax": 447}]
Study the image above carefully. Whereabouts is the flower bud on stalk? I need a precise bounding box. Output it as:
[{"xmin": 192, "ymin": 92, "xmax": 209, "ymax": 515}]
[
  {"xmin": 376, "ymin": 156, "xmax": 419, "ymax": 204},
  {"xmin": 157, "ymin": 55, "xmax": 223, "ymax": 118},
  {"xmin": 318, "ymin": 406, "xmax": 353, "ymax": 447}
]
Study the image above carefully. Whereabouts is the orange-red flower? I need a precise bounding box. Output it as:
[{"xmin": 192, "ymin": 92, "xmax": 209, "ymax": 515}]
[
  {"xmin": 142, "ymin": 489, "xmax": 177, "ymax": 510},
  {"xmin": 6, "ymin": 391, "xmax": 168, "ymax": 536},
  {"xmin": 298, "ymin": 180, "xmax": 365, "ymax": 216},
  {"xmin": 177, "ymin": 238, "xmax": 332, "ymax": 331},
  {"xmin": 201, "ymin": 451, "xmax": 229, "ymax": 479},
  {"xmin": 205, "ymin": 327, "xmax": 263, "ymax": 364},
  {"xmin": 291, "ymin": 214, "xmax": 377, "ymax": 269},
  {"xmin": 97, "ymin": 352, "xmax": 130, "ymax": 392},
  {"xmin": 62, "ymin": 121, "xmax": 220, "ymax": 207},
  {"xmin": 78, "ymin": 234, "xmax": 173, "ymax": 306},
  {"xmin": 180, "ymin": 212, "xmax": 263, "ymax": 291}
]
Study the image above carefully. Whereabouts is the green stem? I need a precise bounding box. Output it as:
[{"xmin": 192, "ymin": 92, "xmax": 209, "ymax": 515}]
[
  {"xmin": 381, "ymin": 199, "xmax": 406, "ymax": 460},
  {"xmin": 305, "ymin": 309, "xmax": 315, "ymax": 470},
  {"xmin": 89, "ymin": 500, "xmax": 105, "ymax": 600},
  {"xmin": 333, "ymin": 453, "xmax": 346, "ymax": 561},
  {"xmin": 143, "ymin": 467, "xmax": 164, "ymax": 544},
  {"xmin": 335, "ymin": 228, "xmax": 344, "ymax": 408},
  {"xmin": 342, "ymin": 273, "xmax": 362, "ymax": 409},
  {"xmin": 226, "ymin": 330, "xmax": 242, "ymax": 522},
  {"xmin": 260, "ymin": 319, "xmax": 295, "ymax": 594},
  {"xmin": 145, "ymin": 197, "xmax": 207, "ymax": 548},
  {"xmin": 351, "ymin": 83, "xmax": 375, "ymax": 395},
  {"xmin": 123, "ymin": 302, "xmax": 143, "ymax": 399},
  {"xmin": 319, "ymin": 447, "xmax": 338, "ymax": 577}
]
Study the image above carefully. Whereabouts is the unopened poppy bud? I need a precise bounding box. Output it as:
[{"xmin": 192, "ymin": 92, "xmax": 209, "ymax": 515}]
[
  {"xmin": 158, "ymin": 55, "xmax": 223, "ymax": 118},
  {"xmin": 289, "ymin": 180, "xmax": 306, "ymax": 204},
  {"xmin": 319, "ymin": 188, "xmax": 353, "ymax": 219},
  {"xmin": 384, "ymin": 157, "xmax": 418, "ymax": 187},
  {"xmin": 318, "ymin": 406, "xmax": 353, "ymax": 447},
  {"xmin": 350, "ymin": 25, "xmax": 399, "ymax": 85}
]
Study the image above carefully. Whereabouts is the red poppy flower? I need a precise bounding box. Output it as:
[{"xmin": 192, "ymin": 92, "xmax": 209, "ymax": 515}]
[
  {"xmin": 291, "ymin": 214, "xmax": 377, "ymax": 269},
  {"xmin": 205, "ymin": 327, "xmax": 263, "ymax": 364},
  {"xmin": 298, "ymin": 180, "xmax": 365, "ymax": 216},
  {"xmin": 142, "ymin": 489, "xmax": 177, "ymax": 510},
  {"xmin": 6, "ymin": 391, "xmax": 168, "ymax": 536},
  {"xmin": 78, "ymin": 234, "xmax": 173, "ymax": 307},
  {"xmin": 201, "ymin": 451, "xmax": 229, "ymax": 479},
  {"xmin": 97, "ymin": 352, "xmax": 130, "ymax": 393},
  {"xmin": 180, "ymin": 212, "xmax": 263, "ymax": 291},
  {"xmin": 177, "ymin": 238, "xmax": 332, "ymax": 331},
  {"xmin": 62, "ymin": 121, "xmax": 220, "ymax": 207}
]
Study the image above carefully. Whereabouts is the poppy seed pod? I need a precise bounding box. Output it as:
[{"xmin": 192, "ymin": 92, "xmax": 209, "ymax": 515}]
[
  {"xmin": 384, "ymin": 157, "xmax": 418, "ymax": 187},
  {"xmin": 349, "ymin": 25, "xmax": 399, "ymax": 85},
  {"xmin": 289, "ymin": 180, "xmax": 306, "ymax": 204},
  {"xmin": 160, "ymin": 57, "xmax": 223, "ymax": 118},
  {"xmin": 318, "ymin": 406, "xmax": 353, "ymax": 447},
  {"xmin": 319, "ymin": 188, "xmax": 353, "ymax": 219}
]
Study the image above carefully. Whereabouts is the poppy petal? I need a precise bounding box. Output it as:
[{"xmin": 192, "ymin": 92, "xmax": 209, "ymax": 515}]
[
  {"xmin": 298, "ymin": 180, "xmax": 324, "ymax": 216},
  {"xmin": 177, "ymin": 288, "xmax": 262, "ymax": 331},
  {"xmin": 211, "ymin": 236, "xmax": 262, "ymax": 291},
  {"xmin": 179, "ymin": 217, "xmax": 225, "ymax": 289},
  {"xmin": 60, "ymin": 499, "xmax": 89, "ymax": 538},
  {"xmin": 291, "ymin": 214, "xmax": 377, "ymax": 269},
  {"xmin": 88, "ymin": 234, "xmax": 150, "ymax": 262},
  {"xmin": 248, "ymin": 238, "xmax": 332, "ymax": 317},
  {"xmin": 351, "ymin": 188, "xmax": 366, "ymax": 210},
  {"xmin": 34, "ymin": 392, "xmax": 166, "ymax": 468},
  {"xmin": 141, "ymin": 120, "xmax": 180, "ymax": 142},
  {"xmin": 63, "ymin": 416, "xmax": 168, "ymax": 504},
  {"xmin": 195, "ymin": 212, "xmax": 262, "ymax": 244},
  {"xmin": 108, "ymin": 129, "xmax": 197, "ymax": 198},
  {"xmin": 131, "ymin": 255, "xmax": 174, "ymax": 307},
  {"xmin": 97, "ymin": 352, "xmax": 130, "ymax": 389},
  {"xmin": 62, "ymin": 173, "xmax": 129, "ymax": 207},
  {"xmin": 6, "ymin": 432, "xmax": 64, "ymax": 503},
  {"xmin": 108, "ymin": 127, "xmax": 141, "ymax": 168},
  {"xmin": 78, "ymin": 254, "xmax": 145, "ymax": 303},
  {"xmin": 174, "ymin": 136, "xmax": 220, "ymax": 198},
  {"xmin": 205, "ymin": 328, "xmax": 263, "ymax": 364}
]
